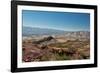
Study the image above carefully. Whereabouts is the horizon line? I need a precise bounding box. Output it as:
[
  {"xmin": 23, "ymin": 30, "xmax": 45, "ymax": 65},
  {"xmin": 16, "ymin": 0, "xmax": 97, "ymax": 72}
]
[{"xmin": 23, "ymin": 25, "xmax": 90, "ymax": 32}]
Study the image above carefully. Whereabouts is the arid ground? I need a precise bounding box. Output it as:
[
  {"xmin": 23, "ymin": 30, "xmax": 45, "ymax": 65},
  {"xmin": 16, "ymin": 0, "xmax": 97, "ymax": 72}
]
[{"xmin": 22, "ymin": 32, "xmax": 90, "ymax": 62}]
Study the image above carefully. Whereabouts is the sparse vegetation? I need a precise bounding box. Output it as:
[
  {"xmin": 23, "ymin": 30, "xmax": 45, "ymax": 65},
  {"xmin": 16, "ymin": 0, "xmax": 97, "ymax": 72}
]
[{"xmin": 22, "ymin": 34, "xmax": 90, "ymax": 62}]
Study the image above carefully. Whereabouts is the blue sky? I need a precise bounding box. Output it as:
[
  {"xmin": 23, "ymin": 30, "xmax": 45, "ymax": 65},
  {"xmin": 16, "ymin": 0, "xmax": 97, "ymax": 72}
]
[{"xmin": 22, "ymin": 10, "xmax": 90, "ymax": 31}]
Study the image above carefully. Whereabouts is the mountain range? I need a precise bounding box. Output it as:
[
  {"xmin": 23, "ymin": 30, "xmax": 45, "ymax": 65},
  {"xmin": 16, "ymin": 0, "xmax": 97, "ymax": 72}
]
[
  {"xmin": 22, "ymin": 26, "xmax": 90, "ymax": 38},
  {"xmin": 22, "ymin": 26, "xmax": 67, "ymax": 36}
]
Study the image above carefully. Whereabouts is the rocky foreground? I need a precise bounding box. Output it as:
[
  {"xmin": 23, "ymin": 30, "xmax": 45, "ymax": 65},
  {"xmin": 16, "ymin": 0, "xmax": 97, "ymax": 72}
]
[{"xmin": 22, "ymin": 36, "xmax": 90, "ymax": 62}]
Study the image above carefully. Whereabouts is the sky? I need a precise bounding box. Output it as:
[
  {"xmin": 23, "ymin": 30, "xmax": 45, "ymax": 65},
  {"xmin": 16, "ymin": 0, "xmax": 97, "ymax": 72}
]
[{"xmin": 22, "ymin": 10, "xmax": 90, "ymax": 31}]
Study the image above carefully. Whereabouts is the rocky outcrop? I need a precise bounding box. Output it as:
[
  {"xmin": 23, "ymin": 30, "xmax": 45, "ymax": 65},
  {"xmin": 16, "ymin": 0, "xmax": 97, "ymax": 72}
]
[{"xmin": 32, "ymin": 36, "xmax": 57, "ymax": 45}]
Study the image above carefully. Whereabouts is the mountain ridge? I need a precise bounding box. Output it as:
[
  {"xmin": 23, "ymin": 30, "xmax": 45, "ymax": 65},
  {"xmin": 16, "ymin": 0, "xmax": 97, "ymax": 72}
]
[{"xmin": 22, "ymin": 26, "xmax": 90, "ymax": 36}]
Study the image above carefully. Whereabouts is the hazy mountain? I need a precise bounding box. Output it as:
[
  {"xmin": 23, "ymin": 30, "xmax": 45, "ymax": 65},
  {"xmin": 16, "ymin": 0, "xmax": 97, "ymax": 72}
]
[
  {"xmin": 22, "ymin": 26, "xmax": 90, "ymax": 39},
  {"xmin": 22, "ymin": 26, "xmax": 67, "ymax": 36}
]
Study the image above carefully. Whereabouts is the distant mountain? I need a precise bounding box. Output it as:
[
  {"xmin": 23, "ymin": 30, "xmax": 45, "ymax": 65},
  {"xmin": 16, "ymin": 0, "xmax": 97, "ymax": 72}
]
[
  {"xmin": 22, "ymin": 26, "xmax": 67, "ymax": 36},
  {"xmin": 22, "ymin": 26, "xmax": 90, "ymax": 39}
]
